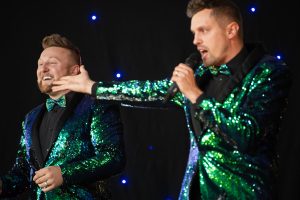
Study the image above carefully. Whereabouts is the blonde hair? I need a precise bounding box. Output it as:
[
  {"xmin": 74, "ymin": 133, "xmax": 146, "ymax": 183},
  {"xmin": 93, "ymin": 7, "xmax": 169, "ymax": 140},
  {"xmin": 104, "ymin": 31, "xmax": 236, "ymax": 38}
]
[{"xmin": 42, "ymin": 33, "xmax": 81, "ymax": 65}]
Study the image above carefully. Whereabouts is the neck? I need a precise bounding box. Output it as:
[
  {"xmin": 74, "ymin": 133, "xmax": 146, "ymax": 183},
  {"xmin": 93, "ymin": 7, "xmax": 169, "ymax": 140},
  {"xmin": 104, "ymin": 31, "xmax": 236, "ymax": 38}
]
[
  {"xmin": 224, "ymin": 40, "xmax": 244, "ymax": 64},
  {"xmin": 48, "ymin": 90, "xmax": 70, "ymax": 99}
]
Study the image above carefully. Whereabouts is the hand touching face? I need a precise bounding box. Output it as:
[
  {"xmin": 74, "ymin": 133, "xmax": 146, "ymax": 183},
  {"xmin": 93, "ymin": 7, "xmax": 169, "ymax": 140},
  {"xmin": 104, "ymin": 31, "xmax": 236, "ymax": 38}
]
[{"xmin": 37, "ymin": 46, "xmax": 79, "ymax": 95}]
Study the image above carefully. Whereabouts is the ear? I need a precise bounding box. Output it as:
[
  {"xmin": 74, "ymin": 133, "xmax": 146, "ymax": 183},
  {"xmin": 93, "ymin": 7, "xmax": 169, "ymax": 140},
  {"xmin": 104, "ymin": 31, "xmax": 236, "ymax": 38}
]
[
  {"xmin": 70, "ymin": 65, "xmax": 80, "ymax": 75},
  {"xmin": 226, "ymin": 22, "xmax": 239, "ymax": 39}
]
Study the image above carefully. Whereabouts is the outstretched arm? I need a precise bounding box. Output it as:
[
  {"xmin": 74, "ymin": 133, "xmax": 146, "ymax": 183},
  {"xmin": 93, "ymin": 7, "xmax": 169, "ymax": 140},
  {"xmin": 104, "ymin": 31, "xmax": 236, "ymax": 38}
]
[
  {"xmin": 53, "ymin": 64, "xmax": 203, "ymax": 103},
  {"xmin": 53, "ymin": 65, "xmax": 186, "ymax": 107}
]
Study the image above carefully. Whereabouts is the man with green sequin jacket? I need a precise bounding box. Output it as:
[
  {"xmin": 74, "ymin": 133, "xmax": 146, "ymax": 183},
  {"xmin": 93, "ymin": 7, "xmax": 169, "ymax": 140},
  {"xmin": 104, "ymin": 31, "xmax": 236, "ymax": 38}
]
[
  {"xmin": 52, "ymin": 0, "xmax": 291, "ymax": 199},
  {"xmin": 0, "ymin": 34, "xmax": 125, "ymax": 199}
]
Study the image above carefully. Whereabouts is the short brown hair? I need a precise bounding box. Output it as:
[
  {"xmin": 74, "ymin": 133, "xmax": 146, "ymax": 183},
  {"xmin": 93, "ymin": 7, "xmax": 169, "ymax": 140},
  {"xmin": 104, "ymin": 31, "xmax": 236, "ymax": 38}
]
[
  {"xmin": 42, "ymin": 33, "xmax": 81, "ymax": 65},
  {"xmin": 186, "ymin": 0, "xmax": 243, "ymax": 38}
]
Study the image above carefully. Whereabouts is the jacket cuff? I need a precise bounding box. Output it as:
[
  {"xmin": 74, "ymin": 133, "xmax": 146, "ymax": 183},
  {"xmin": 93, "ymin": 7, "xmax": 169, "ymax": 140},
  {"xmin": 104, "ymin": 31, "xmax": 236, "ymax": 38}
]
[
  {"xmin": 192, "ymin": 92, "xmax": 208, "ymax": 108},
  {"xmin": 91, "ymin": 82, "xmax": 99, "ymax": 97}
]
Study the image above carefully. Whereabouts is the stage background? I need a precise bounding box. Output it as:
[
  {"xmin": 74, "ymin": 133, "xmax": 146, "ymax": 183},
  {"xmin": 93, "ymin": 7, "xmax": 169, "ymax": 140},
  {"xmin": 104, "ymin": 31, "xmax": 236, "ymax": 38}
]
[{"xmin": 0, "ymin": 1, "xmax": 299, "ymax": 199}]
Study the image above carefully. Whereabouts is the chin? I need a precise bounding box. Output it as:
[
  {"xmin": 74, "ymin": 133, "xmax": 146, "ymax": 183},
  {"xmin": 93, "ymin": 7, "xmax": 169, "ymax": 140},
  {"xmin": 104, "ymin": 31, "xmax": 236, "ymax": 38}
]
[
  {"xmin": 38, "ymin": 82, "xmax": 52, "ymax": 94},
  {"xmin": 203, "ymin": 61, "xmax": 210, "ymax": 67},
  {"xmin": 47, "ymin": 90, "xmax": 62, "ymax": 97}
]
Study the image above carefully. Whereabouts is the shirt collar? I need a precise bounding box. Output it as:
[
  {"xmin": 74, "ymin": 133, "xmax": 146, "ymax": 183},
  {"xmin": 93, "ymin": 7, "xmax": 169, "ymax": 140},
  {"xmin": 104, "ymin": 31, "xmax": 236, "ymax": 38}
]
[{"xmin": 226, "ymin": 46, "xmax": 248, "ymax": 75}]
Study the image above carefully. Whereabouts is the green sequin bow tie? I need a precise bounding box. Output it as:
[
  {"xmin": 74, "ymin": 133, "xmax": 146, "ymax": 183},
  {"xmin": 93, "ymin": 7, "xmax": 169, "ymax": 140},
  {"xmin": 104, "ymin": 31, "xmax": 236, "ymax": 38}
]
[
  {"xmin": 207, "ymin": 64, "xmax": 231, "ymax": 76},
  {"xmin": 46, "ymin": 95, "xmax": 66, "ymax": 111}
]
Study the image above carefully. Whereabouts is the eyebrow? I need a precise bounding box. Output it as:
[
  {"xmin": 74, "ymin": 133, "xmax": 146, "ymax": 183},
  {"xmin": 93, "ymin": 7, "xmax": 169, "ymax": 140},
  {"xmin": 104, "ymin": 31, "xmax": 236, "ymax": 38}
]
[{"xmin": 38, "ymin": 56, "xmax": 60, "ymax": 61}]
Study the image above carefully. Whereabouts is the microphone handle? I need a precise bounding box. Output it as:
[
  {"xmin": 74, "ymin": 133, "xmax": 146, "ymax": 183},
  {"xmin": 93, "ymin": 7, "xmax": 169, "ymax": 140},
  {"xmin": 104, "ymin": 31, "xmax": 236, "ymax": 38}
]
[
  {"xmin": 163, "ymin": 82, "xmax": 178, "ymax": 103},
  {"xmin": 163, "ymin": 52, "xmax": 201, "ymax": 103}
]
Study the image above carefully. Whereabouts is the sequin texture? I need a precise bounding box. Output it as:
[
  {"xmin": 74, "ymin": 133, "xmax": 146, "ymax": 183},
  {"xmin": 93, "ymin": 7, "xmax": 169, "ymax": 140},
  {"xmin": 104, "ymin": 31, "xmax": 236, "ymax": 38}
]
[
  {"xmin": 93, "ymin": 45, "xmax": 291, "ymax": 199},
  {"xmin": 0, "ymin": 95, "xmax": 125, "ymax": 199}
]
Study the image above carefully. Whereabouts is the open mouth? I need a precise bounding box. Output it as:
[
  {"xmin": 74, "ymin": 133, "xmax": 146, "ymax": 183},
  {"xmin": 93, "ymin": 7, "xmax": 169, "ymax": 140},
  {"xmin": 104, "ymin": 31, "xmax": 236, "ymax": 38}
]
[
  {"xmin": 199, "ymin": 49, "xmax": 208, "ymax": 59},
  {"xmin": 41, "ymin": 75, "xmax": 54, "ymax": 84},
  {"xmin": 43, "ymin": 76, "xmax": 53, "ymax": 81}
]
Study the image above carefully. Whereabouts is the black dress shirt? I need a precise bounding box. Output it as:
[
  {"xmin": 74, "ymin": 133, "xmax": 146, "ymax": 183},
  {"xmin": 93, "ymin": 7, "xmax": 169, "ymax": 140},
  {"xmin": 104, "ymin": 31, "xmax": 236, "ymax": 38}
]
[
  {"xmin": 39, "ymin": 93, "xmax": 74, "ymax": 161},
  {"xmin": 190, "ymin": 46, "xmax": 248, "ymax": 138}
]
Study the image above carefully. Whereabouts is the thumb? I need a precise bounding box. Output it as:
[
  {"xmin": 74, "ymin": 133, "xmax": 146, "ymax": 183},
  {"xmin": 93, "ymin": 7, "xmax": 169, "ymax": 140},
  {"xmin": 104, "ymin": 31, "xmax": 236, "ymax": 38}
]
[{"xmin": 80, "ymin": 65, "xmax": 87, "ymax": 73}]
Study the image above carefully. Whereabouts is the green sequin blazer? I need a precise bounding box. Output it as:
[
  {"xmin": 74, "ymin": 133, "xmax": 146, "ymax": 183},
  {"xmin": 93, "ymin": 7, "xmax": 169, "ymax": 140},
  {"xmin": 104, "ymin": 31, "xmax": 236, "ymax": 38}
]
[
  {"xmin": 0, "ymin": 93, "xmax": 125, "ymax": 199},
  {"xmin": 91, "ymin": 44, "xmax": 291, "ymax": 199}
]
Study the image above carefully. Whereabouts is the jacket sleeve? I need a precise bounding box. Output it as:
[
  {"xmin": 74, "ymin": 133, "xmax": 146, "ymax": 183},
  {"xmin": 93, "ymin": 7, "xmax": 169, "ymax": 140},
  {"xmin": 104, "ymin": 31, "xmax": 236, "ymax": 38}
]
[
  {"xmin": 193, "ymin": 62, "xmax": 291, "ymax": 151},
  {"xmin": 0, "ymin": 122, "xmax": 31, "ymax": 197},
  {"xmin": 60, "ymin": 103, "xmax": 126, "ymax": 185},
  {"xmin": 93, "ymin": 79, "xmax": 185, "ymax": 108}
]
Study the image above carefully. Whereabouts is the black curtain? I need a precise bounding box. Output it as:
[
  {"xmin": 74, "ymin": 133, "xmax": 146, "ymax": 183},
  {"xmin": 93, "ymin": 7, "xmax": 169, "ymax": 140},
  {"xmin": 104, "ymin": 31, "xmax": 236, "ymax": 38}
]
[{"xmin": 0, "ymin": 1, "xmax": 299, "ymax": 199}]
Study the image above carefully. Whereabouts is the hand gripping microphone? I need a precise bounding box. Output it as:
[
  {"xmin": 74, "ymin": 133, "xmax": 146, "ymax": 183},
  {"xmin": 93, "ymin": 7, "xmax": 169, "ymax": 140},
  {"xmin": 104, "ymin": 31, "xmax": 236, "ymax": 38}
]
[{"xmin": 163, "ymin": 52, "xmax": 202, "ymax": 103}]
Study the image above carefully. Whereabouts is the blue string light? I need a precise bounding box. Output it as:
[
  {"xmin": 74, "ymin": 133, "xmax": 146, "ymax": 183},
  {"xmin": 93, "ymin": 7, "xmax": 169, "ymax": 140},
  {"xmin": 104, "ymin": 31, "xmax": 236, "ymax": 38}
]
[
  {"xmin": 114, "ymin": 71, "xmax": 123, "ymax": 80},
  {"xmin": 164, "ymin": 195, "xmax": 174, "ymax": 200},
  {"xmin": 248, "ymin": 4, "xmax": 257, "ymax": 14},
  {"xmin": 89, "ymin": 12, "xmax": 100, "ymax": 22},
  {"xmin": 120, "ymin": 176, "xmax": 128, "ymax": 185},
  {"xmin": 148, "ymin": 145, "xmax": 155, "ymax": 151},
  {"xmin": 116, "ymin": 73, "xmax": 122, "ymax": 78},
  {"xmin": 250, "ymin": 7, "xmax": 256, "ymax": 13},
  {"xmin": 276, "ymin": 54, "xmax": 282, "ymax": 60}
]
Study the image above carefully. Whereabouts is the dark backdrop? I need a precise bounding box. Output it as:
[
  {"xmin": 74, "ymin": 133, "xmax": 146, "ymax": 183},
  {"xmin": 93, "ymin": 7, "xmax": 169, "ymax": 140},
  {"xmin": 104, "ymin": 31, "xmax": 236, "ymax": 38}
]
[{"xmin": 0, "ymin": 1, "xmax": 299, "ymax": 200}]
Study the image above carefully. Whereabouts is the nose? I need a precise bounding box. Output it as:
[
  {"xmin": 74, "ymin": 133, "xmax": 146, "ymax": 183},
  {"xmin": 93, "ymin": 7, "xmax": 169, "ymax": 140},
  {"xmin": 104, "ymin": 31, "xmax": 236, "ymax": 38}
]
[
  {"xmin": 193, "ymin": 33, "xmax": 202, "ymax": 46},
  {"xmin": 38, "ymin": 63, "xmax": 49, "ymax": 72}
]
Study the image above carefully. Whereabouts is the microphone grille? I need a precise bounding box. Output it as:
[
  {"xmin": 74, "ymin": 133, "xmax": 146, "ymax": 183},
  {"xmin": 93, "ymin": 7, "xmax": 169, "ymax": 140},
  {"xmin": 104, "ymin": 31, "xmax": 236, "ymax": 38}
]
[{"xmin": 184, "ymin": 52, "xmax": 202, "ymax": 70}]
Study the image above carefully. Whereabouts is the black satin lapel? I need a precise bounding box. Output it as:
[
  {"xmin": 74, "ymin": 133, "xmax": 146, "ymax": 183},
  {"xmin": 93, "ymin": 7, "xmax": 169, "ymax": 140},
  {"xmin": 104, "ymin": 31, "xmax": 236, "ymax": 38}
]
[
  {"xmin": 30, "ymin": 106, "xmax": 46, "ymax": 169},
  {"xmin": 240, "ymin": 44, "xmax": 266, "ymax": 79},
  {"xmin": 43, "ymin": 93, "xmax": 84, "ymax": 161},
  {"xmin": 215, "ymin": 44, "xmax": 266, "ymax": 103},
  {"xmin": 214, "ymin": 75, "xmax": 238, "ymax": 102}
]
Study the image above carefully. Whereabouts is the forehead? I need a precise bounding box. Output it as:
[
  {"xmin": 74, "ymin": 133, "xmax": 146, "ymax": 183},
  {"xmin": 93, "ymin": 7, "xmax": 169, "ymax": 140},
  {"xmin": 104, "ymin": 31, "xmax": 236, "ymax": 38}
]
[
  {"xmin": 39, "ymin": 46, "xmax": 71, "ymax": 60},
  {"xmin": 191, "ymin": 9, "xmax": 218, "ymax": 30}
]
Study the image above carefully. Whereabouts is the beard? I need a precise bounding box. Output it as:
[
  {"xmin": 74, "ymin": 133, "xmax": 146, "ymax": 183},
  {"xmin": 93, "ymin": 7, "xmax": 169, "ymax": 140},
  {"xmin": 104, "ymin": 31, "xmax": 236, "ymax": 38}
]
[{"xmin": 37, "ymin": 80, "xmax": 52, "ymax": 94}]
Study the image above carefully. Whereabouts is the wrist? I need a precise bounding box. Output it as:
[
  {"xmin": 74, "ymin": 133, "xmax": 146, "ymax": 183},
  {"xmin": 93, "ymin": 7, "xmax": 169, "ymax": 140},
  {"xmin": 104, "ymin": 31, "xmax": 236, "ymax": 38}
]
[
  {"xmin": 187, "ymin": 88, "xmax": 202, "ymax": 104},
  {"xmin": 86, "ymin": 80, "xmax": 96, "ymax": 95}
]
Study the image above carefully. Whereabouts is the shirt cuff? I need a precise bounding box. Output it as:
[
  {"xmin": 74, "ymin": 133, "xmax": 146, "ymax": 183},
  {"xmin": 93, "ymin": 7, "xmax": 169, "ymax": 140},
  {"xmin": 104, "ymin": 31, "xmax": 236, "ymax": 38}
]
[
  {"xmin": 192, "ymin": 93, "xmax": 208, "ymax": 107},
  {"xmin": 91, "ymin": 82, "xmax": 99, "ymax": 97}
]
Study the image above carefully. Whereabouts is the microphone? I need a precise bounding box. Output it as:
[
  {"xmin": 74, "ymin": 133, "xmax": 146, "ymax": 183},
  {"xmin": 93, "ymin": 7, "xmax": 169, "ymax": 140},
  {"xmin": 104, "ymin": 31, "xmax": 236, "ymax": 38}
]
[{"xmin": 163, "ymin": 52, "xmax": 202, "ymax": 103}]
